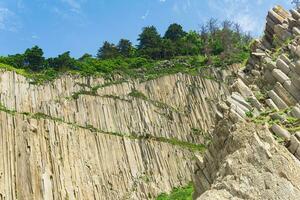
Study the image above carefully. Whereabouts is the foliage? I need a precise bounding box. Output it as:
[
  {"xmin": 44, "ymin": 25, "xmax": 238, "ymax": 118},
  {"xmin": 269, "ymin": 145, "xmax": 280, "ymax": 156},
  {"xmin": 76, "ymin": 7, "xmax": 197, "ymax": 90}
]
[
  {"xmin": 138, "ymin": 26, "xmax": 162, "ymax": 59},
  {"xmin": 24, "ymin": 46, "xmax": 45, "ymax": 71},
  {"xmin": 164, "ymin": 23, "xmax": 186, "ymax": 41},
  {"xmin": 0, "ymin": 20, "xmax": 251, "ymax": 84},
  {"xmin": 156, "ymin": 183, "xmax": 194, "ymax": 200},
  {"xmin": 117, "ymin": 39, "xmax": 134, "ymax": 57},
  {"xmin": 97, "ymin": 41, "xmax": 120, "ymax": 59}
]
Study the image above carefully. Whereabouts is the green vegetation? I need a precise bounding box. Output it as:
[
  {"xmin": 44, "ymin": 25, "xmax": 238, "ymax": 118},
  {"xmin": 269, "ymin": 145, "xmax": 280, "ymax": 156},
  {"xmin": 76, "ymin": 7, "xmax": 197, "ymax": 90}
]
[
  {"xmin": 252, "ymin": 108, "xmax": 300, "ymax": 133},
  {"xmin": 156, "ymin": 183, "xmax": 194, "ymax": 200},
  {"xmin": 0, "ymin": 104, "xmax": 207, "ymax": 152},
  {"xmin": 0, "ymin": 21, "xmax": 251, "ymax": 84}
]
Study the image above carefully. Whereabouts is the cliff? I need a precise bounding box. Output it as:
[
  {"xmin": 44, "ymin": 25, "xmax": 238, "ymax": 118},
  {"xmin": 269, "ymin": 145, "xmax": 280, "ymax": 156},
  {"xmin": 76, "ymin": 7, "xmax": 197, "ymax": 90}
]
[
  {"xmin": 193, "ymin": 5, "xmax": 300, "ymax": 200},
  {"xmin": 0, "ymin": 68, "xmax": 230, "ymax": 199}
]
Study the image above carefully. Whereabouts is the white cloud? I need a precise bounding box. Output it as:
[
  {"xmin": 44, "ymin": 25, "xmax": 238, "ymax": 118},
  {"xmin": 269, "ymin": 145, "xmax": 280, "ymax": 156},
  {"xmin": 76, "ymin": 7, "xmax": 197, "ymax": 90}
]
[
  {"xmin": 61, "ymin": 0, "xmax": 81, "ymax": 13},
  {"xmin": 141, "ymin": 10, "xmax": 150, "ymax": 20},
  {"xmin": 172, "ymin": 0, "xmax": 191, "ymax": 14},
  {"xmin": 207, "ymin": 0, "xmax": 262, "ymax": 34},
  {"xmin": 0, "ymin": 7, "xmax": 20, "ymax": 32}
]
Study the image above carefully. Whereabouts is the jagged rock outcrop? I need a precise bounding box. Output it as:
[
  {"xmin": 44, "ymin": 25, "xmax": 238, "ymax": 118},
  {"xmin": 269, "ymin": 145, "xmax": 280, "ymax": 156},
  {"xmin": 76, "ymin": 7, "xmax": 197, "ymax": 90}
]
[
  {"xmin": 194, "ymin": 5, "xmax": 300, "ymax": 200},
  {"xmin": 0, "ymin": 69, "xmax": 230, "ymax": 199},
  {"xmin": 193, "ymin": 119, "xmax": 300, "ymax": 200}
]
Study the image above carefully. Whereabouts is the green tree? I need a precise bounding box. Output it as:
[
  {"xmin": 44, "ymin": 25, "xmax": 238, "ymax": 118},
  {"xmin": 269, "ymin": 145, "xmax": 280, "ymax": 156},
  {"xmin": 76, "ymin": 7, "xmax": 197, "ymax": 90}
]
[
  {"xmin": 117, "ymin": 39, "xmax": 134, "ymax": 57},
  {"xmin": 97, "ymin": 41, "xmax": 119, "ymax": 59},
  {"xmin": 138, "ymin": 26, "xmax": 162, "ymax": 59},
  {"xmin": 47, "ymin": 51, "xmax": 76, "ymax": 70},
  {"xmin": 164, "ymin": 23, "xmax": 186, "ymax": 41},
  {"xmin": 161, "ymin": 39, "xmax": 176, "ymax": 59},
  {"xmin": 24, "ymin": 46, "xmax": 45, "ymax": 71},
  {"xmin": 78, "ymin": 53, "xmax": 93, "ymax": 61},
  {"xmin": 180, "ymin": 31, "xmax": 203, "ymax": 56}
]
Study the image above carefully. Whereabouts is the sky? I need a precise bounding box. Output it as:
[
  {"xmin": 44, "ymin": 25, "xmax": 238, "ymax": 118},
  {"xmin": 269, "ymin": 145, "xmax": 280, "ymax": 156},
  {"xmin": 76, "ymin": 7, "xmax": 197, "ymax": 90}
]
[{"xmin": 0, "ymin": 0, "xmax": 293, "ymax": 58}]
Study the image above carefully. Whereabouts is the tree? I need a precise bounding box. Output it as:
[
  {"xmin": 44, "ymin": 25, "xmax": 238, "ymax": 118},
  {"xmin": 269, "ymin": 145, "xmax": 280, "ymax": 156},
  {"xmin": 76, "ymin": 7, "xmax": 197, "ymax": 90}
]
[
  {"xmin": 207, "ymin": 18, "xmax": 219, "ymax": 35},
  {"xmin": 138, "ymin": 26, "xmax": 162, "ymax": 59},
  {"xmin": 97, "ymin": 41, "xmax": 119, "ymax": 59},
  {"xmin": 24, "ymin": 46, "xmax": 45, "ymax": 71},
  {"xmin": 161, "ymin": 39, "xmax": 176, "ymax": 59},
  {"xmin": 47, "ymin": 51, "xmax": 76, "ymax": 70},
  {"xmin": 164, "ymin": 23, "xmax": 186, "ymax": 41},
  {"xmin": 180, "ymin": 31, "xmax": 203, "ymax": 56},
  {"xmin": 117, "ymin": 39, "xmax": 134, "ymax": 57},
  {"xmin": 78, "ymin": 53, "xmax": 93, "ymax": 61}
]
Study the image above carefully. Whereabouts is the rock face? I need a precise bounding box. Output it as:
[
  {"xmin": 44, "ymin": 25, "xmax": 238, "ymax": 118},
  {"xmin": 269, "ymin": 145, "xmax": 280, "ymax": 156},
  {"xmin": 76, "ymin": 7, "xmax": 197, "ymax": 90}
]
[
  {"xmin": 0, "ymin": 70, "xmax": 229, "ymax": 199},
  {"xmin": 193, "ymin": 120, "xmax": 300, "ymax": 200},
  {"xmin": 194, "ymin": 5, "xmax": 300, "ymax": 200}
]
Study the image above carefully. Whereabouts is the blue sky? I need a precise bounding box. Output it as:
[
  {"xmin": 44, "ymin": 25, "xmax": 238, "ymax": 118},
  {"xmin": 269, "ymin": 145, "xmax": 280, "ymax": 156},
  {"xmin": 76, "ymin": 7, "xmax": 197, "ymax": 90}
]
[{"xmin": 0, "ymin": 0, "xmax": 293, "ymax": 58}]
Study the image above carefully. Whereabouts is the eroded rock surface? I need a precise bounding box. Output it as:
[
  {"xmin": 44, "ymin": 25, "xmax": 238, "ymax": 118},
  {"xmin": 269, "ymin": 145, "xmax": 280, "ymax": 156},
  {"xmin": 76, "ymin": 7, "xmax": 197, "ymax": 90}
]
[
  {"xmin": 0, "ymin": 70, "xmax": 229, "ymax": 199},
  {"xmin": 194, "ymin": 120, "xmax": 300, "ymax": 200}
]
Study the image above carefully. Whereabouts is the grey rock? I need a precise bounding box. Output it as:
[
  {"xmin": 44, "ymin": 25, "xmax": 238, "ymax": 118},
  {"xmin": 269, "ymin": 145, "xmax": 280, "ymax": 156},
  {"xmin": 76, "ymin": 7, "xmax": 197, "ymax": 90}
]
[
  {"xmin": 272, "ymin": 69, "xmax": 290, "ymax": 83},
  {"xmin": 283, "ymin": 80, "xmax": 300, "ymax": 101},
  {"xmin": 271, "ymin": 124, "xmax": 291, "ymax": 140},
  {"xmin": 266, "ymin": 99, "xmax": 279, "ymax": 111},
  {"xmin": 274, "ymin": 82, "xmax": 297, "ymax": 106},
  {"xmin": 276, "ymin": 58, "xmax": 290, "ymax": 75},
  {"xmin": 268, "ymin": 90, "xmax": 289, "ymax": 109},
  {"xmin": 194, "ymin": 121, "xmax": 300, "ymax": 200},
  {"xmin": 288, "ymin": 135, "xmax": 300, "ymax": 154},
  {"xmin": 291, "ymin": 106, "xmax": 300, "ymax": 118}
]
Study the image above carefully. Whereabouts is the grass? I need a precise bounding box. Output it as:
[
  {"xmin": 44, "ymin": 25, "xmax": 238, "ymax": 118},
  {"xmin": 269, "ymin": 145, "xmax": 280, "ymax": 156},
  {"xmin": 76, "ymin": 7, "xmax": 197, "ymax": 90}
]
[
  {"xmin": 156, "ymin": 183, "xmax": 194, "ymax": 200},
  {"xmin": 0, "ymin": 104, "xmax": 207, "ymax": 152},
  {"xmin": 252, "ymin": 108, "xmax": 300, "ymax": 134}
]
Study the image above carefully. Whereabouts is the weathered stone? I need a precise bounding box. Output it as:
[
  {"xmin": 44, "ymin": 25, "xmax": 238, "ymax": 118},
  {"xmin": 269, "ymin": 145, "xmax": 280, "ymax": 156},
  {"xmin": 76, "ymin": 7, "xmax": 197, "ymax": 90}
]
[
  {"xmin": 279, "ymin": 54, "xmax": 291, "ymax": 65},
  {"xmin": 288, "ymin": 135, "xmax": 300, "ymax": 154},
  {"xmin": 271, "ymin": 124, "xmax": 291, "ymax": 140},
  {"xmin": 274, "ymin": 24, "xmax": 292, "ymax": 41},
  {"xmin": 252, "ymin": 70, "xmax": 261, "ymax": 77},
  {"xmin": 276, "ymin": 58, "xmax": 290, "ymax": 75},
  {"xmin": 274, "ymin": 82, "xmax": 297, "ymax": 106},
  {"xmin": 296, "ymin": 132, "xmax": 300, "ymax": 140},
  {"xmin": 272, "ymin": 69, "xmax": 290, "ymax": 83},
  {"xmin": 0, "ymin": 70, "xmax": 230, "ymax": 199},
  {"xmin": 231, "ymin": 92, "xmax": 252, "ymax": 110},
  {"xmin": 194, "ymin": 121, "xmax": 300, "ymax": 200},
  {"xmin": 268, "ymin": 90, "xmax": 289, "ymax": 109},
  {"xmin": 232, "ymin": 79, "xmax": 254, "ymax": 99},
  {"xmin": 295, "ymin": 60, "xmax": 300, "ymax": 75},
  {"xmin": 291, "ymin": 106, "xmax": 300, "ymax": 118},
  {"xmin": 295, "ymin": 46, "xmax": 300, "ymax": 58},
  {"xmin": 283, "ymin": 80, "xmax": 300, "ymax": 101},
  {"xmin": 291, "ymin": 9, "xmax": 300, "ymax": 20},
  {"xmin": 289, "ymin": 72, "xmax": 300, "ymax": 90},
  {"xmin": 266, "ymin": 99, "xmax": 279, "ymax": 111},
  {"xmin": 293, "ymin": 27, "xmax": 300, "ymax": 35}
]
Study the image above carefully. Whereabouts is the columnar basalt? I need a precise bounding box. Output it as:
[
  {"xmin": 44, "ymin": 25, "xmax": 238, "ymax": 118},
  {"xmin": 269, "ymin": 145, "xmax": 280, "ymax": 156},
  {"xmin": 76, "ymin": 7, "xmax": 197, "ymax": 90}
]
[
  {"xmin": 0, "ymin": 69, "xmax": 230, "ymax": 199},
  {"xmin": 194, "ymin": 6, "xmax": 300, "ymax": 200}
]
